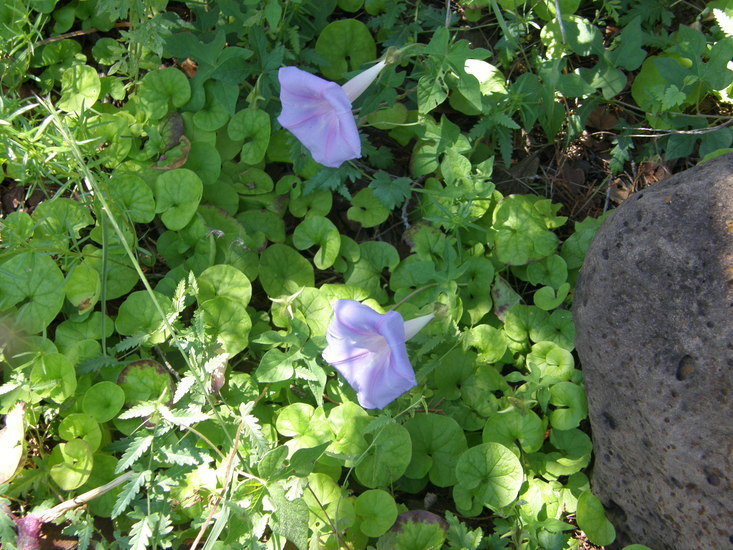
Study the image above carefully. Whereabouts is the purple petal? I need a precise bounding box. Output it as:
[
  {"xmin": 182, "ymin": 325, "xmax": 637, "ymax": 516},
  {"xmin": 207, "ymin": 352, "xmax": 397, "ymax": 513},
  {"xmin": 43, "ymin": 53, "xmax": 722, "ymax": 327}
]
[
  {"xmin": 277, "ymin": 67, "xmax": 361, "ymax": 168},
  {"xmin": 322, "ymin": 300, "xmax": 417, "ymax": 409}
]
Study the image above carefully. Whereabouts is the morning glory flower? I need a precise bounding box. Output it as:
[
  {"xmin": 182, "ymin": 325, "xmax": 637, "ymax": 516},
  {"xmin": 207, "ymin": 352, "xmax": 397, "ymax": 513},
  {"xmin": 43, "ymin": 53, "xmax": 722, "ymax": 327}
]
[
  {"xmin": 322, "ymin": 299, "xmax": 433, "ymax": 409},
  {"xmin": 277, "ymin": 60, "xmax": 387, "ymax": 168}
]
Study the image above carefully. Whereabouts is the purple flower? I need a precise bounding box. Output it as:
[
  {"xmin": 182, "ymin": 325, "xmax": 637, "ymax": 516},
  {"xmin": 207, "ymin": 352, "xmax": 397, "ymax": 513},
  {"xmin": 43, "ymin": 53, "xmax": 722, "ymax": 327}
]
[
  {"xmin": 277, "ymin": 60, "xmax": 386, "ymax": 168},
  {"xmin": 322, "ymin": 299, "xmax": 433, "ymax": 409}
]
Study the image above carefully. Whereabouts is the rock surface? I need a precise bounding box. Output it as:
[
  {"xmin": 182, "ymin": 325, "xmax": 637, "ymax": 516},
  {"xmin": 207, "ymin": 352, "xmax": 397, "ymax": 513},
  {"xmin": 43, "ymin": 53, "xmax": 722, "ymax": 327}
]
[{"xmin": 573, "ymin": 153, "xmax": 733, "ymax": 550}]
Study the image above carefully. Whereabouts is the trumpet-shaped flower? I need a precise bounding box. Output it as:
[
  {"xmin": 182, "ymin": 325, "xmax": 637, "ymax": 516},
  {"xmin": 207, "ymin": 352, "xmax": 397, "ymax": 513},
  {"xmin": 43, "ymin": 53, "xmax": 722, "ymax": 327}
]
[
  {"xmin": 322, "ymin": 299, "xmax": 433, "ymax": 409},
  {"xmin": 277, "ymin": 60, "xmax": 386, "ymax": 168}
]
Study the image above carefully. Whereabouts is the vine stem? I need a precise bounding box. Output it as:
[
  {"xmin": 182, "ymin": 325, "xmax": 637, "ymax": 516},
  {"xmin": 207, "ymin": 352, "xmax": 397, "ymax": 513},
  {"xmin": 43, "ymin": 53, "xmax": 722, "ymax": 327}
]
[{"xmin": 36, "ymin": 471, "xmax": 135, "ymax": 523}]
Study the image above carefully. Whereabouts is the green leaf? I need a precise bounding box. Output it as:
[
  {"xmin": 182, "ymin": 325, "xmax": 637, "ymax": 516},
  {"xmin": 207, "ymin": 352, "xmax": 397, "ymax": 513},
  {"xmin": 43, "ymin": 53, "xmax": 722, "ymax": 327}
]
[
  {"xmin": 482, "ymin": 409, "xmax": 545, "ymax": 453},
  {"xmin": 198, "ymin": 264, "xmax": 252, "ymax": 307},
  {"xmin": 136, "ymin": 67, "xmax": 191, "ymax": 120},
  {"xmin": 108, "ymin": 173, "xmax": 156, "ymax": 223},
  {"xmin": 492, "ymin": 196, "xmax": 559, "ymax": 265},
  {"xmin": 549, "ymin": 381, "xmax": 588, "ymax": 429},
  {"xmin": 268, "ymin": 483, "xmax": 309, "ymax": 550},
  {"xmin": 276, "ymin": 404, "xmax": 332, "ymax": 452},
  {"xmin": 355, "ymin": 489, "xmax": 398, "ymax": 537},
  {"xmin": 315, "ymin": 19, "xmax": 377, "ymax": 81},
  {"xmin": 83, "ymin": 381, "xmax": 125, "ymax": 423},
  {"xmin": 344, "ymin": 241, "xmax": 399, "ymax": 302},
  {"xmin": 182, "ymin": 141, "xmax": 221, "ymax": 186},
  {"xmin": 200, "ymin": 296, "xmax": 251, "ymax": 355},
  {"xmin": 58, "ymin": 413, "xmax": 102, "ymax": 452},
  {"xmin": 454, "ymin": 442, "xmax": 523, "ymax": 511},
  {"xmin": 29, "ymin": 353, "xmax": 77, "ymax": 404},
  {"xmin": 115, "ymin": 291, "xmax": 172, "ymax": 345},
  {"xmin": 327, "ymin": 401, "xmax": 371, "ymax": 461},
  {"xmin": 533, "ymin": 283, "xmax": 571, "ymax": 310},
  {"xmin": 526, "ymin": 341, "xmax": 576, "ymax": 384},
  {"xmin": 65, "ymin": 262, "xmax": 101, "ymax": 313},
  {"xmin": 368, "ymin": 170, "xmax": 412, "ymax": 210},
  {"xmin": 463, "ymin": 325, "xmax": 507, "ymax": 364},
  {"xmin": 117, "ymin": 360, "xmax": 172, "ymax": 405},
  {"xmin": 49, "ymin": 438, "xmax": 94, "ymax": 491},
  {"xmin": 154, "ymin": 168, "xmax": 203, "ymax": 230},
  {"xmin": 347, "ymin": 188, "xmax": 390, "ymax": 228},
  {"xmin": 57, "ymin": 64, "xmax": 101, "ymax": 113},
  {"xmin": 229, "ymin": 108, "xmax": 271, "ymax": 165},
  {"xmin": 576, "ymin": 491, "xmax": 616, "ymax": 546},
  {"xmin": 258, "ymin": 244, "xmax": 315, "ymax": 297},
  {"xmin": 355, "ymin": 422, "xmax": 412, "ymax": 488},
  {"xmin": 607, "ymin": 17, "xmax": 646, "ymax": 71},
  {"xmin": 292, "ymin": 216, "xmax": 341, "ymax": 270},
  {"xmin": 404, "ymin": 413, "xmax": 468, "ymax": 487}
]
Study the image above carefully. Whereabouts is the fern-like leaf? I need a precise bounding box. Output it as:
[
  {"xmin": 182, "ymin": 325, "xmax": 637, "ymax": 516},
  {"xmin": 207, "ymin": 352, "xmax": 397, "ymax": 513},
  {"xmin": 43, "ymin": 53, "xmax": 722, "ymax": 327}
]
[
  {"xmin": 111, "ymin": 470, "xmax": 150, "ymax": 518},
  {"xmin": 116, "ymin": 435, "xmax": 154, "ymax": 473}
]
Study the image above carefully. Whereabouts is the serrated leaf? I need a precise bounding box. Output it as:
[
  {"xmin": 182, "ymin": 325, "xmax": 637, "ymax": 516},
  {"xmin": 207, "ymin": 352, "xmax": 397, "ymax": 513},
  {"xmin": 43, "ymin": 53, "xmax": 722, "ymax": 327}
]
[
  {"xmin": 129, "ymin": 516, "xmax": 152, "ymax": 550},
  {"xmin": 112, "ymin": 470, "xmax": 150, "ymax": 518},
  {"xmin": 116, "ymin": 435, "xmax": 154, "ymax": 473}
]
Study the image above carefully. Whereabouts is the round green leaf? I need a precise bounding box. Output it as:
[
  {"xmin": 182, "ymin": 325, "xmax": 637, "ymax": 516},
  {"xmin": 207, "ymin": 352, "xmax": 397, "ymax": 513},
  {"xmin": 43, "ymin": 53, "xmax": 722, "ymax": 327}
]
[
  {"xmin": 81, "ymin": 246, "xmax": 138, "ymax": 301},
  {"xmin": 198, "ymin": 264, "xmax": 252, "ymax": 306},
  {"xmin": 49, "ymin": 438, "xmax": 93, "ymax": 491},
  {"xmin": 347, "ymin": 188, "xmax": 389, "ymax": 228},
  {"xmin": 455, "ymin": 442, "xmax": 523, "ymax": 511},
  {"xmin": 292, "ymin": 216, "xmax": 341, "ymax": 270},
  {"xmin": 275, "ymin": 403, "xmax": 332, "ymax": 451},
  {"xmin": 65, "ymin": 261, "xmax": 101, "ymax": 313},
  {"xmin": 83, "ymin": 381, "xmax": 125, "ymax": 423},
  {"xmin": 327, "ymin": 402, "xmax": 371, "ymax": 461},
  {"xmin": 482, "ymin": 410, "xmax": 545, "ymax": 453},
  {"xmin": 464, "ymin": 324, "xmax": 507, "ymax": 364},
  {"xmin": 576, "ymin": 491, "xmax": 616, "ymax": 546},
  {"xmin": 492, "ymin": 196, "xmax": 559, "ymax": 265},
  {"xmin": 183, "ymin": 141, "xmax": 222, "ymax": 186},
  {"xmin": 137, "ymin": 67, "xmax": 191, "ymax": 120},
  {"xmin": 404, "ymin": 413, "xmax": 468, "ymax": 487},
  {"xmin": 0, "ymin": 253, "xmax": 65, "ymax": 334},
  {"xmin": 228, "ymin": 108, "xmax": 271, "ymax": 165},
  {"xmin": 315, "ymin": 19, "xmax": 377, "ymax": 81},
  {"xmin": 57, "ymin": 64, "xmax": 101, "ymax": 113},
  {"xmin": 258, "ymin": 244, "xmax": 314, "ymax": 298},
  {"xmin": 549, "ymin": 381, "xmax": 588, "ymax": 430},
  {"xmin": 58, "ymin": 413, "xmax": 102, "ymax": 451},
  {"xmin": 303, "ymin": 472, "xmax": 355, "ymax": 533},
  {"xmin": 117, "ymin": 360, "xmax": 172, "ymax": 405},
  {"xmin": 115, "ymin": 290, "xmax": 172, "ymax": 345},
  {"xmin": 154, "ymin": 168, "xmax": 203, "ymax": 230},
  {"xmin": 355, "ymin": 489, "xmax": 397, "ymax": 537},
  {"xmin": 526, "ymin": 341, "xmax": 576, "ymax": 384},
  {"xmin": 355, "ymin": 423, "xmax": 412, "ymax": 488},
  {"xmin": 29, "ymin": 353, "xmax": 77, "ymax": 404},
  {"xmin": 533, "ymin": 283, "xmax": 571, "ymax": 311},
  {"xmin": 108, "ymin": 173, "xmax": 156, "ymax": 223},
  {"xmin": 33, "ymin": 198, "xmax": 94, "ymax": 243},
  {"xmin": 201, "ymin": 296, "xmax": 251, "ymax": 356}
]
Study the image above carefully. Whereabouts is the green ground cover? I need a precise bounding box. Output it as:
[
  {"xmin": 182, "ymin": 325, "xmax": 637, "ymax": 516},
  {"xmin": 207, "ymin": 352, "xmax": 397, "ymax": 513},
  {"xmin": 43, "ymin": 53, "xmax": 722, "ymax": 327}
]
[{"xmin": 0, "ymin": 0, "xmax": 731, "ymax": 548}]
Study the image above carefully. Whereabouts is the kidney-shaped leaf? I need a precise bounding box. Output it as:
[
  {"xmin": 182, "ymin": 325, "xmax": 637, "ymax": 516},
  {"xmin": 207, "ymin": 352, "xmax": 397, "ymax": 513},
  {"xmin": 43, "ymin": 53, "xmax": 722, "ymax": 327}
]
[
  {"xmin": 455, "ymin": 442, "xmax": 523, "ymax": 511},
  {"xmin": 355, "ymin": 489, "xmax": 398, "ymax": 537},
  {"xmin": 315, "ymin": 19, "xmax": 377, "ymax": 81},
  {"xmin": 137, "ymin": 67, "xmax": 191, "ymax": 120},
  {"xmin": 58, "ymin": 64, "xmax": 101, "ymax": 113},
  {"xmin": 0, "ymin": 253, "xmax": 65, "ymax": 334},
  {"xmin": 259, "ymin": 244, "xmax": 315, "ymax": 298},
  {"xmin": 154, "ymin": 169, "xmax": 203, "ymax": 231},
  {"xmin": 49, "ymin": 438, "xmax": 94, "ymax": 491},
  {"xmin": 83, "ymin": 381, "xmax": 125, "ymax": 423},
  {"xmin": 292, "ymin": 216, "xmax": 341, "ymax": 270},
  {"xmin": 59, "ymin": 413, "xmax": 102, "ymax": 452},
  {"xmin": 198, "ymin": 264, "xmax": 252, "ymax": 307},
  {"xmin": 355, "ymin": 422, "xmax": 412, "ymax": 488},
  {"xmin": 404, "ymin": 413, "xmax": 467, "ymax": 487},
  {"xmin": 229, "ymin": 108, "xmax": 271, "ymax": 165}
]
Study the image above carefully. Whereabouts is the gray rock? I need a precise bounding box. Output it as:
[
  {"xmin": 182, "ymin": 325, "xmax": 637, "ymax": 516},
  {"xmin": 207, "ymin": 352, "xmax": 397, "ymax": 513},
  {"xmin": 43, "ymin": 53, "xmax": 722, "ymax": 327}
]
[{"xmin": 573, "ymin": 153, "xmax": 733, "ymax": 550}]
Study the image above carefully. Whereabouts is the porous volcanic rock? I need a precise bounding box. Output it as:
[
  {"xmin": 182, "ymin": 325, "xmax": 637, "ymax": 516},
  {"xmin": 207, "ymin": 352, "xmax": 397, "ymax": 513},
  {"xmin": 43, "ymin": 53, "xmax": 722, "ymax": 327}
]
[{"xmin": 573, "ymin": 153, "xmax": 733, "ymax": 550}]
